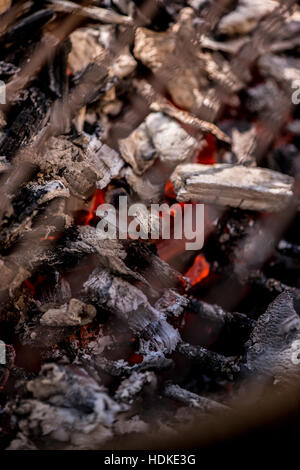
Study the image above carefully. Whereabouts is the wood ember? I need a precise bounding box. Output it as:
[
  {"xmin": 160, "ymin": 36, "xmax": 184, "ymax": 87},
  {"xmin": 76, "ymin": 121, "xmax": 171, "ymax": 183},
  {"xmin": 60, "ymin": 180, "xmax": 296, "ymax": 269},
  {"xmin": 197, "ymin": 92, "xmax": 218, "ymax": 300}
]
[
  {"xmin": 171, "ymin": 163, "xmax": 295, "ymax": 212},
  {"xmin": 163, "ymin": 384, "xmax": 229, "ymax": 414},
  {"xmin": 177, "ymin": 341, "xmax": 239, "ymax": 380}
]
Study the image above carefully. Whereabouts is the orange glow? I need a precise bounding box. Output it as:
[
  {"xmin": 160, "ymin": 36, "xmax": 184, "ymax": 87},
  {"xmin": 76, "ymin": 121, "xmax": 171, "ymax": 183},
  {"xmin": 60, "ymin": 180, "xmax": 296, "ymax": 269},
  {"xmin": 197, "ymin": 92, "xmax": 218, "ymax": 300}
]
[
  {"xmin": 40, "ymin": 236, "xmax": 56, "ymax": 242},
  {"xmin": 185, "ymin": 254, "xmax": 210, "ymax": 286},
  {"xmin": 165, "ymin": 180, "xmax": 176, "ymax": 199},
  {"xmin": 196, "ymin": 134, "xmax": 216, "ymax": 164},
  {"xmin": 84, "ymin": 189, "xmax": 105, "ymax": 226}
]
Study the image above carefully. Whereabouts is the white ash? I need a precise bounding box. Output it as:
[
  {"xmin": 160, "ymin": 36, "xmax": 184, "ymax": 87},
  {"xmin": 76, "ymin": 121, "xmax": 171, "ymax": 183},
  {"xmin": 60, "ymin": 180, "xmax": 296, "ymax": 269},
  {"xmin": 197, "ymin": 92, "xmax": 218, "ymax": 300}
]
[
  {"xmin": 245, "ymin": 292, "xmax": 300, "ymax": 384},
  {"xmin": 34, "ymin": 180, "xmax": 70, "ymax": 204},
  {"xmin": 149, "ymin": 101, "xmax": 231, "ymax": 143},
  {"xmin": 40, "ymin": 298, "xmax": 96, "ymax": 327},
  {"xmin": 6, "ymin": 364, "xmax": 123, "ymax": 450},
  {"xmin": 145, "ymin": 112, "xmax": 199, "ymax": 168},
  {"xmin": 119, "ymin": 121, "xmax": 157, "ymax": 176},
  {"xmin": 86, "ymin": 135, "xmax": 124, "ymax": 189},
  {"xmin": 171, "ymin": 163, "xmax": 294, "ymax": 212},
  {"xmin": 115, "ymin": 371, "xmax": 157, "ymax": 404},
  {"xmin": 154, "ymin": 289, "xmax": 189, "ymax": 319},
  {"xmin": 123, "ymin": 166, "xmax": 163, "ymax": 202},
  {"xmin": 120, "ymin": 112, "xmax": 199, "ymax": 172},
  {"xmin": 83, "ymin": 268, "xmax": 180, "ymax": 353},
  {"xmin": 217, "ymin": 0, "xmax": 278, "ymax": 36}
]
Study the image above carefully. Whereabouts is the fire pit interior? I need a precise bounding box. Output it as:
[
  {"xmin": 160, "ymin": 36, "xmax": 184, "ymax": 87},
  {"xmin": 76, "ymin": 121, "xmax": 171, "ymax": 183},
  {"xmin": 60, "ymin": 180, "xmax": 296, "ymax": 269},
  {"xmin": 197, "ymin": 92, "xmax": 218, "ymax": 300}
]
[{"xmin": 0, "ymin": 0, "xmax": 300, "ymax": 451}]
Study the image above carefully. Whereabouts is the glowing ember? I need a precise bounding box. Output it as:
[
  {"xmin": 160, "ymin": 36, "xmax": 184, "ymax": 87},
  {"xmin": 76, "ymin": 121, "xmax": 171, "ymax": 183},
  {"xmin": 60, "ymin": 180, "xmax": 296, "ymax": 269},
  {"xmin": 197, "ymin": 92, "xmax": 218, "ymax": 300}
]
[
  {"xmin": 165, "ymin": 180, "xmax": 177, "ymax": 199},
  {"xmin": 185, "ymin": 254, "xmax": 210, "ymax": 286},
  {"xmin": 127, "ymin": 353, "xmax": 143, "ymax": 365},
  {"xmin": 40, "ymin": 236, "xmax": 56, "ymax": 242},
  {"xmin": 196, "ymin": 134, "xmax": 216, "ymax": 164},
  {"xmin": 84, "ymin": 189, "xmax": 105, "ymax": 226}
]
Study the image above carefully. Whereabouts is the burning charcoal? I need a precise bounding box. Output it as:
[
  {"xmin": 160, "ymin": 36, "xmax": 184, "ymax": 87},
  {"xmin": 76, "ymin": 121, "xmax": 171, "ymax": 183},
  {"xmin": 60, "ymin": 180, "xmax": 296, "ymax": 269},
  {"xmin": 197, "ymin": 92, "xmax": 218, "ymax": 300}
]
[
  {"xmin": 217, "ymin": 0, "xmax": 278, "ymax": 36},
  {"xmin": 40, "ymin": 299, "xmax": 96, "ymax": 327},
  {"xmin": 83, "ymin": 268, "xmax": 180, "ymax": 353},
  {"xmin": 244, "ymin": 292, "xmax": 300, "ymax": 384},
  {"xmin": 133, "ymin": 11, "xmax": 241, "ymax": 116},
  {"xmin": 163, "ymin": 384, "xmax": 229, "ymax": 413},
  {"xmin": 49, "ymin": 0, "xmax": 133, "ymax": 25},
  {"xmin": 258, "ymin": 54, "xmax": 300, "ymax": 94},
  {"xmin": 189, "ymin": 298, "xmax": 255, "ymax": 338},
  {"xmin": 0, "ymin": 179, "xmax": 69, "ymax": 251},
  {"xmin": 155, "ymin": 289, "xmax": 189, "ymax": 320},
  {"xmin": 94, "ymin": 353, "xmax": 172, "ymax": 377},
  {"xmin": 170, "ymin": 163, "xmax": 294, "ymax": 212},
  {"xmin": 6, "ymin": 363, "xmax": 122, "ymax": 450},
  {"xmin": 150, "ymin": 101, "xmax": 231, "ymax": 143},
  {"xmin": 119, "ymin": 122, "xmax": 157, "ymax": 176},
  {"xmin": 86, "ymin": 136, "xmax": 124, "ymax": 190},
  {"xmin": 145, "ymin": 112, "xmax": 198, "ymax": 167},
  {"xmin": 0, "ymin": 0, "xmax": 299, "ymax": 449},
  {"xmin": 115, "ymin": 371, "xmax": 156, "ymax": 404},
  {"xmin": 176, "ymin": 341, "xmax": 239, "ymax": 380},
  {"xmin": 123, "ymin": 167, "xmax": 162, "ymax": 202},
  {"xmin": 0, "ymin": 88, "xmax": 50, "ymax": 158},
  {"xmin": 41, "ymin": 136, "xmax": 122, "ymax": 198},
  {"xmin": 63, "ymin": 226, "xmax": 150, "ymax": 286},
  {"xmin": 2, "ymin": 9, "xmax": 55, "ymax": 44},
  {"xmin": 120, "ymin": 112, "xmax": 199, "ymax": 171}
]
